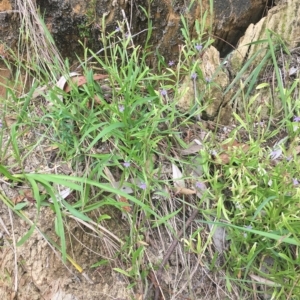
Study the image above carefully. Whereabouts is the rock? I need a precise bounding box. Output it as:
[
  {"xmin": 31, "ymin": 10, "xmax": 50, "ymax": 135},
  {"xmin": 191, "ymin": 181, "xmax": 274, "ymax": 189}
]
[
  {"xmin": 0, "ymin": 0, "xmax": 273, "ymax": 61},
  {"xmin": 212, "ymin": 0, "xmax": 272, "ymax": 56},
  {"xmin": 230, "ymin": 0, "xmax": 300, "ymax": 74},
  {"xmin": 177, "ymin": 46, "xmax": 232, "ymax": 125},
  {"xmin": 228, "ymin": 0, "xmax": 300, "ymax": 119}
]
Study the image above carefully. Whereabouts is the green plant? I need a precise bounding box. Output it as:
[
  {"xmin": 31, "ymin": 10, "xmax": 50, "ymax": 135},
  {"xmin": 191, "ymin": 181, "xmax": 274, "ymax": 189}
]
[{"xmin": 1, "ymin": 0, "xmax": 300, "ymax": 299}]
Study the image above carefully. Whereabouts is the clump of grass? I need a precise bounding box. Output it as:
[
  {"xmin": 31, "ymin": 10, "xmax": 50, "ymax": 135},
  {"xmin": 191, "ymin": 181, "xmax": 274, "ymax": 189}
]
[{"xmin": 1, "ymin": 0, "xmax": 300, "ymax": 299}]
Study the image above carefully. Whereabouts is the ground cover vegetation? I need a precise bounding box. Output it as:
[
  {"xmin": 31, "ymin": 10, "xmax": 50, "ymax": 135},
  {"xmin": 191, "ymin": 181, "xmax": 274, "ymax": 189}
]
[{"xmin": 1, "ymin": 0, "xmax": 300, "ymax": 299}]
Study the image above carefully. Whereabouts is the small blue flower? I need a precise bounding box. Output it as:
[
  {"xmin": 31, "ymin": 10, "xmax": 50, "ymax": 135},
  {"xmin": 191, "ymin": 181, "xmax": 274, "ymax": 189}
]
[
  {"xmin": 195, "ymin": 43, "xmax": 202, "ymax": 51},
  {"xmin": 286, "ymin": 155, "xmax": 293, "ymax": 162},
  {"xmin": 205, "ymin": 77, "xmax": 211, "ymax": 83},
  {"xmin": 270, "ymin": 148, "xmax": 282, "ymax": 160},
  {"xmin": 195, "ymin": 181, "xmax": 206, "ymax": 191},
  {"xmin": 292, "ymin": 178, "xmax": 299, "ymax": 186},
  {"xmin": 118, "ymin": 105, "xmax": 125, "ymax": 112},
  {"xmin": 115, "ymin": 26, "xmax": 121, "ymax": 32},
  {"xmin": 168, "ymin": 60, "xmax": 175, "ymax": 66},
  {"xmin": 160, "ymin": 89, "xmax": 167, "ymax": 96},
  {"xmin": 293, "ymin": 116, "xmax": 300, "ymax": 122},
  {"xmin": 191, "ymin": 73, "xmax": 197, "ymax": 79},
  {"xmin": 123, "ymin": 161, "xmax": 131, "ymax": 168},
  {"xmin": 139, "ymin": 182, "xmax": 147, "ymax": 190}
]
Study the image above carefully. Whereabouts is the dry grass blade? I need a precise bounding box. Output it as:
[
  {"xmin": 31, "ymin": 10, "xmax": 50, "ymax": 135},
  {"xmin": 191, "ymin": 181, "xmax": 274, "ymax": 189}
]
[
  {"xmin": 8, "ymin": 208, "xmax": 18, "ymax": 292},
  {"xmin": 249, "ymin": 274, "xmax": 281, "ymax": 287},
  {"xmin": 172, "ymin": 163, "xmax": 185, "ymax": 189},
  {"xmin": 16, "ymin": 0, "xmax": 65, "ymax": 77},
  {"xmin": 0, "ymin": 215, "xmax": 10, "ymax": 235}
]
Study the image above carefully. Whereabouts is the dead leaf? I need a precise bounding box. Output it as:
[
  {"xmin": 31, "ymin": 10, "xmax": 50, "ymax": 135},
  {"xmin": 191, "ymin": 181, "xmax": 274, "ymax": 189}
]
[
  {"xmin": 172, "ymin": 163, "xmax": 185, "ymax": 188},
  {"xmin": 13, "ymin": 194, "xmax": 25, "ymax": 204},
  {"xmin": 4, "ymin": 115, "xmax": 17, "ymax": 127},
  {"xmin": 103, "ymin": 167, "xmax": 131, "ymax": 213},
  {"xmin": 221, "ymin": 140, "xmax": 249, "ymax": 152},
  {"xmin": 49, "ymin": 188, "xmax": 72, "ymax": 203},
  {"xmin": 56, "ymin": 72, "xmax": 80, "ymax": 91},
  {"xmin": 181, "ymin": 141, "xmax": 203, "ymax": 155},
  {"xmin": 13, "ymin": 190, "xmax": 34, "ymax": 204},
  {"xmin": 94, "ymin": 94, "xmax": 102, "ymax": 105},
  {"xmin": 218, "ymin": 153, "xmax": 230, "ymax": 164},
  {"xmin": 55, "ymin": 72, "xmax": 80, "ymax": 101},
  {"xmin": 214, "ymin": 140, "xmax": 250, "ymax": 164},
  {"xmin": 44, "ymin": 145, "xmax": 59, "ymax": 152},
  {"xmin": 175, "ymin": 187, "xmax": 196, "ymax": 195},
  {"xmin": 249, "ymin": 274, "xmax": 281, "ymax": 287},
  {"xmin": 64, "ymin": 74, "xmax": 108, "ymax": 93},
  {"xmin": 119, "ymin": 196, "xmax": 131, "ymax": 212}
]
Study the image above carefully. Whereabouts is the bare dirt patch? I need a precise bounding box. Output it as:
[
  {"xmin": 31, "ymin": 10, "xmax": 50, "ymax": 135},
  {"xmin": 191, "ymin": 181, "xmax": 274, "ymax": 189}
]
[{"xmin": 0, "ymin": 200, "xmax": 133, "ymax": 300}]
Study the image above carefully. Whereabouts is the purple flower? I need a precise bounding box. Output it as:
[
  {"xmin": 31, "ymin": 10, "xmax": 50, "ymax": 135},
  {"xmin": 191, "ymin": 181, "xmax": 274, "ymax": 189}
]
[
  {"xmin": 118, "ymin": 105, "xmax": 125, "ymax": 112},
  {"xmin": 195, "ymin": 181, "xmax": 206, "ymax": 191},
  {"xmin": 286, "ymin": 155, "xmax": 293, "ymax": 162},
  {"xmin": 139, "ymin": 182, "xmax": 147, "ymax": 190},
  {"xmin": 293, "ymin": 116, "xmax": 300, "ymax": 122},
  {"xmin": 205, "ymin": 77, "xmax": 211, "ymax": 83},
  {"xmin": 195, "ymin": 43, "xmax": 202, "ymax": 51},
  {"xmin": 191, "ymin": 73, "xmax": 197, "ymax": 79},
  {"xmin": 123, "ymin": 161, "xmax": 131, "ymax": 168},
  {"xmin": 168, "ymin": 60, "xmax": 175, "ymax": 66},
  {"xmin": 0, "ymin": 121, "xmax": 2, "ymax": 128},
  {"xmin": 115, "ymin": 26, "xmax": 121, "ymax": 32},
  {"xmin": 270, "ymin": 148, "xmax": 282, "ymax": 160},
  {"xmin": 292, "ymin": 178, "xmax": 299, "ymax": 186},
  {"xmin": 160, "ymin": 89, "xmax": 167, "ymax": 96}
]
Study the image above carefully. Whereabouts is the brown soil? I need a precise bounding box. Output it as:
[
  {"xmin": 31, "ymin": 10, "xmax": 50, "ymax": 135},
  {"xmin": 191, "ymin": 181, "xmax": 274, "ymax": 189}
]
[{"xmin": 0, "ymin": 201, "xmax": 133, "ymax": 300}]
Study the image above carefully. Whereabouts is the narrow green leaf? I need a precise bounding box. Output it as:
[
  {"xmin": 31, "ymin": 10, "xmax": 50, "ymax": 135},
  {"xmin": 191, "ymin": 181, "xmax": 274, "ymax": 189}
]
[
  {"xmin": 86, "ymin": 122, "xmax": 125, "ymax": 151},
  {"xmin": 113, "ymin": 268, "xmax": 131, "ymax": 277},
  {"xmin": 14, "ymin": 202, "xmax": 28, "ymax": 210},
  {"xmin": 198, "ymin": 220, "xmax": 300, "ymax": 246},
  {"xmin": 62, "ymin": 200, "xmax": 91, "ymax": 222},
  {"xmin": 17, "ymin": 224, "xmax": 36, "ymax": 246},
  {"xmin": 152, "ymin": 208, "xmax": 181, "ymax": 228},
  {"xmin": 0, "ymin": 165, "xmax": 21, "ymax": 182}
]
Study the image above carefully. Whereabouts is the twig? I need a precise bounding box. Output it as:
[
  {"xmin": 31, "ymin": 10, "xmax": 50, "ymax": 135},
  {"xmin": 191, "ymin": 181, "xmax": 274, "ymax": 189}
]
[
  {"xmin": 121, "ymin": 9, "xmax": 135, "ymax": 48},
  {"xmin": 8, "ymin": 208, "xmax": 18, "ymax": 292},
  {"xmin": 154, "ymin": 207, "xmax": 199, "ymax": 300}
]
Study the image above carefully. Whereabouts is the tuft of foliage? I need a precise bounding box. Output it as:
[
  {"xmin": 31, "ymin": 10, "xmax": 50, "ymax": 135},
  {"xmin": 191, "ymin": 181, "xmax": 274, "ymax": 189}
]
[{"xmin": 1, "ymin": 0, "xmax": 300, "ymax": 299}]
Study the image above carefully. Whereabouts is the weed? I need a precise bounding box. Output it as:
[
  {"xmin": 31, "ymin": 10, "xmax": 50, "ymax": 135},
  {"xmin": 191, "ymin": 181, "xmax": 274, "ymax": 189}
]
[{"xmin": 1, "ymin": 0, "xmax": 300, "ymax": 299}]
